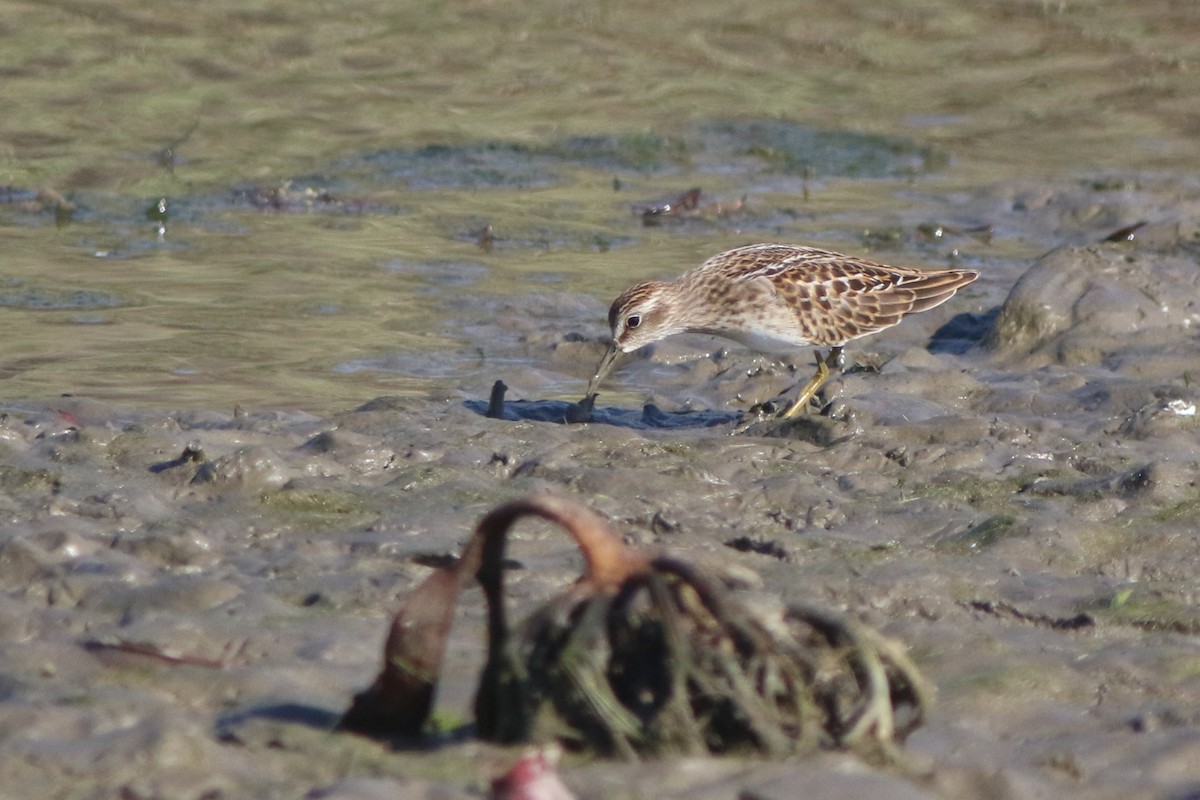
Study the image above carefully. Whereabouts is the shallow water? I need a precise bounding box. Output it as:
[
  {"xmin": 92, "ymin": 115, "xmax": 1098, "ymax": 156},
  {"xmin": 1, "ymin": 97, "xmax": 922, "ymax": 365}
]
[{"xmin": 3, "ymin": 0, "xmax": 1198, "ymax": 412}]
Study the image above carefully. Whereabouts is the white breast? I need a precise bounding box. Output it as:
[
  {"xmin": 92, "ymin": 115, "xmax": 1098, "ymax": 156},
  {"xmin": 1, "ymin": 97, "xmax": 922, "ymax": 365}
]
[{"xmin": 694, "ymin": 323, "xmax": 813, "ymax": 354}]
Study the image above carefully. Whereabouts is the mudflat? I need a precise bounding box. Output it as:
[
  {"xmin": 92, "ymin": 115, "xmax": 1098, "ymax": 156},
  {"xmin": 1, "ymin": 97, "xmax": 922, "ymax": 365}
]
[
  {"xmin": 4, "ymin": 203, "xmax": 1200, "ymax": 797},
  {"xmin": 2, "ymin": 1, "xmax": 1199, "ymax": 797}
]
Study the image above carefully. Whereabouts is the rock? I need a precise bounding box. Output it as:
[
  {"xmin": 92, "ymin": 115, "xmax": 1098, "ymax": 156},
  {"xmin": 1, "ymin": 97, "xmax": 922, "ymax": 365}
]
[
  {"xmin": 983, "ymin": 246, "xmax": 1200, "ymax": 376},
  {"xmin": 190, "ymin": 446, "xmax": 290, "ymax": 492}
]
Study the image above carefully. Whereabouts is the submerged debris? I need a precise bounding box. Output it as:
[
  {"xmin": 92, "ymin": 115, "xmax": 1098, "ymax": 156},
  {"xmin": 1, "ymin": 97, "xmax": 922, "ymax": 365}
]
[
  {"xmin": 0, "ymin": 185, "xmax": 75, "ymax": 224},
  {"xmin": 477, "ymin": 223, "xmax": 496, "ymax": 252},
  {"xmin": 632, "ymin": 187, "xmax": 747, "ymax": 226},
  {"xmin": 231, "ymin": 181, "xmax": 366, "ymax": 213},
  {"xmin": 340, "ymin": 494, "xmax": 932, "ymax": 763},
  {"xmin": 633, "ymin": 187, "xmax": 701, "ymax": 221}
]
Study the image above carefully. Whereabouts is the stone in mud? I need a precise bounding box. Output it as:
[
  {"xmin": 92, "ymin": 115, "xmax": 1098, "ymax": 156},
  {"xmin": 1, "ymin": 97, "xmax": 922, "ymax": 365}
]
[
  {"xmin": 983, "ymin": 246, "xmax": 1200, "ymax": 374},
  {"xmin": 297, "ymin": 430, "xmax": 398, "ymax": 475},
  {"xmin": 189, "ymin": 446, "xmax": 290, "ymax": 492}
]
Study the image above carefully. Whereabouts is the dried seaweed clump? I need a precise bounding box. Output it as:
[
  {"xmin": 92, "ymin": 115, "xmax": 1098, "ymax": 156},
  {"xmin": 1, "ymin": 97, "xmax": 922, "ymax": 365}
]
[{"xmin": 340, "ymin": 494, "xmax": 931, "ymax": 763}]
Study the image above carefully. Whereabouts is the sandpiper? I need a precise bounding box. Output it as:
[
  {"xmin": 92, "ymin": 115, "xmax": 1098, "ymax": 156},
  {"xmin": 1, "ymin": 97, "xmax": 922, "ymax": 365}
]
[{"xmin": 585, "ymin": 243, "xmax": 978, "ymax": 418}]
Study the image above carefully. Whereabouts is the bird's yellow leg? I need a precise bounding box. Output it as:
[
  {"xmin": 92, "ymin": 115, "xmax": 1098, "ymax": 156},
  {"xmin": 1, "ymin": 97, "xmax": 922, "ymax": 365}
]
[{"xmin": 779, "ymin": 346, "xmax": 843, "ymax": 419}]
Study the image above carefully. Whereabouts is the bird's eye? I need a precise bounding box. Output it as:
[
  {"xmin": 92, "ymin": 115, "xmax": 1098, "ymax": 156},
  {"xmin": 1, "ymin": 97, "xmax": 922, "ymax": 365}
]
[{"xmin": 626, "ymin": 314, "xmax": 641, "ymax": 329}]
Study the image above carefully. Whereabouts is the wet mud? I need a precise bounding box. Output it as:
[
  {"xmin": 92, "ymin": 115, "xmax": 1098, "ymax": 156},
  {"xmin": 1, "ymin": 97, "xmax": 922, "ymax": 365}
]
[{"xmin": 2, "ymin": 190, "xmax": 1199, "ymax": 798}]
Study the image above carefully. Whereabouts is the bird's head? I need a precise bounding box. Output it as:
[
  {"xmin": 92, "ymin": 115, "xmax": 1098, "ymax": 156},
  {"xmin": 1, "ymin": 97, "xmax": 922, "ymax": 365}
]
[{"xmin": 607, "ymin": 281, "xmax": 676, "ymax": 353}]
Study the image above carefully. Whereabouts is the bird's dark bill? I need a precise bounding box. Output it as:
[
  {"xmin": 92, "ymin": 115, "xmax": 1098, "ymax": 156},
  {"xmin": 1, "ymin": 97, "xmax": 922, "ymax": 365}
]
[{"xmin": 584, "ymin": 343, "xmax": 621, "ymax": 401}]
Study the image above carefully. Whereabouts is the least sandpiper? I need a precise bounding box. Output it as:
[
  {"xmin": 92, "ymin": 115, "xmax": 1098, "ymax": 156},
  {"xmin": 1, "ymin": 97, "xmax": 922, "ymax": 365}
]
[{"xmin": 585, "ymin": 243, "xmax": 978, "ymax": 418}]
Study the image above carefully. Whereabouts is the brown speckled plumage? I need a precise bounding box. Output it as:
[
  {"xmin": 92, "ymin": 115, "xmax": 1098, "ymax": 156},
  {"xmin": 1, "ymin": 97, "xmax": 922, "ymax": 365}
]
[{"xmin": 586, "ymin": 243, "xmax": 978, "ymax": 417}]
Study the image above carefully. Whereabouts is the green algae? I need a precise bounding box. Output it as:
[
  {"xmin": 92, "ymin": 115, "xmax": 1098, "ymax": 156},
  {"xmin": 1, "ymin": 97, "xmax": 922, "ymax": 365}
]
[
  {"xmin": 259, "ymin": 486, "xmax": 379, "ymax": 528},
  {"xmin": 1096, "ymin": 587, "xmax": 1200, "ymax": 634},
  {"xmin": 934, "ymin": 514, "xmax": 1023, "ymax": 554}
]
